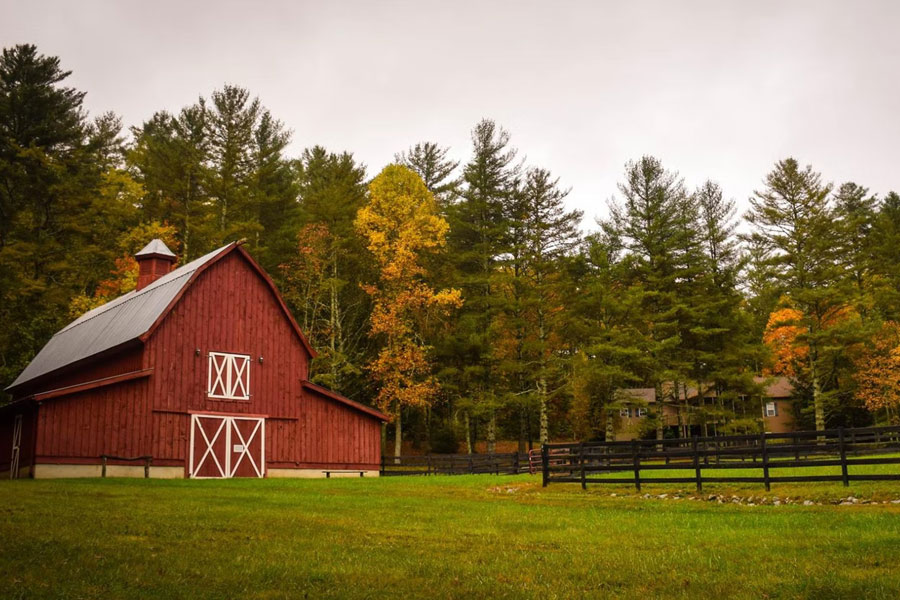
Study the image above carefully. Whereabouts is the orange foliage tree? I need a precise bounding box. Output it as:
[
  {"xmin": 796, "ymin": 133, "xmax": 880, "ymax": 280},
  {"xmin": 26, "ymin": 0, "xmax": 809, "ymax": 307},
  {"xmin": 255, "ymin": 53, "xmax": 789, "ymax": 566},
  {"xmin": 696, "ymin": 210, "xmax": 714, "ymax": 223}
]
[
  {"xmin": 355, "ymin": 165, "xmax": 462, "ymax": 458},
  {"xmin": 854, "ymin": 321, "xmax": 900, "ymax": 422},
  {"xmin": 763, "ymin": 302, "xmax": 857, "ymax": 378},
  {"xmin": 762, "ymin": 307, "xmax": 808, "ymax": 377}
]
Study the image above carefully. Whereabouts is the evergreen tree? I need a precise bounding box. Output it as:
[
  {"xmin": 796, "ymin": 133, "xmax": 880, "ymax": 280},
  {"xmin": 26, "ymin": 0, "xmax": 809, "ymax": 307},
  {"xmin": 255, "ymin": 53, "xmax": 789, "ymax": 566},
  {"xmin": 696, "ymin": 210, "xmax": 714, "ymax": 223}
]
[
  {"xmin": 510, "ymin": 167, "xmax": 582, "ymax": 445},
  {"xmin": 746, "ymin": 158, "xmax": 851, "ymax": 431},
  {"xmin": 130, "ymin": 105, "xmax": 215, "ymax": 259},
  {"xmin": 869, "ymin": 191, "xmax": 900, "ymax": 319},
  {"xmin": 395, "ymin": 142, "xmax": 459, "ymax": 207},
  {"xmin": 690, "ymin": 181, "xmax": 762, "ymax": 434},
  {"xmin": 0, "ymin": 44, "xmax": 135, "ymax": 397},
  {"xmin": 440, "ymin": 119, "xmax": 520, "ymax": 452},
  {"xmin": 602, "ymin": 156, "xmax": 697, "ymax": 438}
]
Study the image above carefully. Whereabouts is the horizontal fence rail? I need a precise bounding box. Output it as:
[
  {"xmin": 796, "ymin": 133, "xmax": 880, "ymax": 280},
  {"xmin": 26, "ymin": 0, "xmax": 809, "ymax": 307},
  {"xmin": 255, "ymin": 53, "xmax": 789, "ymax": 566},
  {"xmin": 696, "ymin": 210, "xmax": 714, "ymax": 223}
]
[
  {"xmin": 541, "ymin": 425, "xmax": 900, "ymax": 492},
  {"xmin": 380, "ymin": 452, "xmax": 533, "ymax": 476}
]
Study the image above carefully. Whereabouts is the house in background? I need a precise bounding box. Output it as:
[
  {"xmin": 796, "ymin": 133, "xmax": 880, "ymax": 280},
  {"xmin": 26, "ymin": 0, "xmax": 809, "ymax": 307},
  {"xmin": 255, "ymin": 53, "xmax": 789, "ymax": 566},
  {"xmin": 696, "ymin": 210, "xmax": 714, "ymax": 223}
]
[
  {"xmin": 1, "ymin": 240, "xmax": 388, "ymax": 479},
  {"xmin": 612, "ymin": 376, "xmax": 796, "ymax": 440},
  {"xmin": 757, "ymin": 376, "xmax": 795, "ymax": 433}
]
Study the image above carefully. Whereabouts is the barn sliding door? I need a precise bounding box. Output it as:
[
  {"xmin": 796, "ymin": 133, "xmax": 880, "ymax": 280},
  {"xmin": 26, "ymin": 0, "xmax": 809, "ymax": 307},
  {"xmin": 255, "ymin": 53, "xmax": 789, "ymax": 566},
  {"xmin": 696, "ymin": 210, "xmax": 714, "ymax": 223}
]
[
  {"xmin": 9, "ymin": 414, "xmax": 22, "ymax": 479},
  {"xmin": 189, "ymin": 414, "xmax": 265, "ymax": 479}
]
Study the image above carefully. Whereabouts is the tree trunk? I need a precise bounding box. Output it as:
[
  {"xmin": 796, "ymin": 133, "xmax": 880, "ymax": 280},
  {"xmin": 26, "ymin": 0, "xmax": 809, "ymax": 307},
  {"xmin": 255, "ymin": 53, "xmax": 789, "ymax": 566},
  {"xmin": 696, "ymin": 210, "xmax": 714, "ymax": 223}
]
[
  {"xmin": 537, "ymin": 307, "xmax": 550, "ymax": 446},
  {"xmin": 605, "ymin": 409, "xmax": 615, "ymax": 441},
  {"xmin": 810, "ymin": 349, "xmax": 825, "ymax": 432},
  {"xmin": 538, "ymin": 374, "xmax": 549, "ymax": 445},
  {"xmin": 655, "ymin": 384, "xmax": 664, "ymax": 450},
  {"xmin": 393, "ymin": 410, "xmax": 402, "ymax": 463},
  {"xmin": 487, "ymin": 411, "xmax": 496, "ymax": 454},
  {"xmin": 465, "ymin": 411, "xmax": 473, "ymax": 454},
  {"xmin": 329, "ymin": 254, "xmax": 340, "ymax": 387},
  {"xmin": 527, "ymin": 409, "xmax": 534, "ymax": 451},
  {"xmin": 518, "ymin": 407, "xmax": 527, "ymax": 454}
]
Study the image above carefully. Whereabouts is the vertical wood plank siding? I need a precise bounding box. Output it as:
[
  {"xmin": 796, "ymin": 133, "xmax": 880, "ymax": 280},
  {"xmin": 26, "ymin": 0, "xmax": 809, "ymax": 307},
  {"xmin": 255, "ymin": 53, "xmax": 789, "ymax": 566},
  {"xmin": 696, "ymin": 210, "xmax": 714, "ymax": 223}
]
[{"xmin": 28, "ymin": 250, "xmax": 381, "ymax": 473}]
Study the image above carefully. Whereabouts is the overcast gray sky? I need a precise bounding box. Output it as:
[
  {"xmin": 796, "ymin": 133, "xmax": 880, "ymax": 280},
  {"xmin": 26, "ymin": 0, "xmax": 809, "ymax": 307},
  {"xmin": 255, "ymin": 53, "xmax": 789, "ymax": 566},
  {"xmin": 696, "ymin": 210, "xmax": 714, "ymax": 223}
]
[{"xmin": 4, "ymin": 0, "xmax": 899, "ymax": 228}]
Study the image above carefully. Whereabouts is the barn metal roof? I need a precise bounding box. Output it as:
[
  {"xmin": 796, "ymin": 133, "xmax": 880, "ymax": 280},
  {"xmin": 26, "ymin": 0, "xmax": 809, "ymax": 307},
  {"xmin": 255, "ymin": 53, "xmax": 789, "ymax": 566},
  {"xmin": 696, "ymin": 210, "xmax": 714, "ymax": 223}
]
[{"xmin": 7, "ymin": 244, "xmax": 232, "ymax": 391}]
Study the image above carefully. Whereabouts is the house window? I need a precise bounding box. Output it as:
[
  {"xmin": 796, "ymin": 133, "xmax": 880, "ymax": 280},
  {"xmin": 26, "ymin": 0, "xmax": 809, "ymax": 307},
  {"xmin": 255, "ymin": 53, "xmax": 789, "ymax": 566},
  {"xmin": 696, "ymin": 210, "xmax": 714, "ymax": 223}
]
[
  {"xmin": 765, "ymin": 401, "xmax": 777, "ymax": 418},
  {"xmin": 208, "ymin": 352, "xmax": 251, "ymax": 400},
  {"xmin": 636, "ymin": 408, "xmax": 647, "ymax": 417},
  {"xmin": 619, "ymin": 408, "xmax": 632, "ymax": 418}
]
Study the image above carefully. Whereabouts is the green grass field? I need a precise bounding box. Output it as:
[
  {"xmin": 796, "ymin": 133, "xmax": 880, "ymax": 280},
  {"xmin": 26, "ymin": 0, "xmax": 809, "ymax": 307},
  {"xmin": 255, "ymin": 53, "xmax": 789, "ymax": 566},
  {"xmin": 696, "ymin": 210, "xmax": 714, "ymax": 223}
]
[{"xmin": 2, "ymin": 473, "xmax": 900, "ymax": 599}]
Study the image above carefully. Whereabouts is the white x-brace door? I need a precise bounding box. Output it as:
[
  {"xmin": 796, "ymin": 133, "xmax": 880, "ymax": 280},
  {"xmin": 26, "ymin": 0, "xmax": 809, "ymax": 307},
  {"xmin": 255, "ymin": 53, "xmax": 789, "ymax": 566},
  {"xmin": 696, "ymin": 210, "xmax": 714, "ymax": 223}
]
[
  {"xmin": 9, "ymin": 414, "xmax": 22, "ymax": 480},
  {"xmin": 189, "ymin": 414, "xmax": 265, "ymax": 479}
]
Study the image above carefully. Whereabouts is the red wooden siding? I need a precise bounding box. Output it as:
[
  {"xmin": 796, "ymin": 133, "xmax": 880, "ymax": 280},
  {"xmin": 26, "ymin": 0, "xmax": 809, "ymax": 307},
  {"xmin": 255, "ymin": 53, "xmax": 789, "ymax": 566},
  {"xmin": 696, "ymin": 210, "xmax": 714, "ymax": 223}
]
[{"xmin": 25, "ymin": 247, "xmax": 381, "ymax": 473}]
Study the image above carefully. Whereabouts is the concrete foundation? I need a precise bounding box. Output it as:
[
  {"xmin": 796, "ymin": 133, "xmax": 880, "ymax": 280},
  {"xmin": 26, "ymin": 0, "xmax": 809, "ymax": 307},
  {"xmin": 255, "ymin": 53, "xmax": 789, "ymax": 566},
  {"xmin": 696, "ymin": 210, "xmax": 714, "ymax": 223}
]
[{"xmin": 32, "ymin": 464, "xmax": 184, "ymax": 479}]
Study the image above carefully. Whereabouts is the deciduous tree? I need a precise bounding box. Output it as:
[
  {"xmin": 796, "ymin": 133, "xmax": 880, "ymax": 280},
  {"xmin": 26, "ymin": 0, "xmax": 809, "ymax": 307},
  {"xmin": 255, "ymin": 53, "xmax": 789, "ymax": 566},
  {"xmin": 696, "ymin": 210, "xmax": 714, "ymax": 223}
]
[{"xmin": 355, "ymin": 165, "xmax": 462, "ymax": 458}]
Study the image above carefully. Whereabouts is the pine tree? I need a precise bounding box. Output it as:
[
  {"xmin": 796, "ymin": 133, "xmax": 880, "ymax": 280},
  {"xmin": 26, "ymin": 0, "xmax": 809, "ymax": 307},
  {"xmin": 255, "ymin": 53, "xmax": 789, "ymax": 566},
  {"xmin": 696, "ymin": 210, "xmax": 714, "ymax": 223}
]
[
  {"xmin": 130, "ymin": 104, "xmax": 214, "ymax": 259},
  {"xmin": 746, "ymin": 158, "xmax": 850, "ymax": 431},
  {"xmin": 512, "ymin": 167, "xmax": 582, "ymax": 445},
  {"xmin": 440, "ymin": 119, "xmax": 520, "ymax": 452},
  {"xmin": 395, "ymin": 142, "xmax": 459, "ymax": 207},
  {"xmin": 602, "ymin": 156, "xmax": 698, "ymax": 439},
  {"xmin": 869, "ymin": 192, "xmax": 900, "ymax": 319},
  {"xmin": 834, "ymin": 182, "xmax": 878, "ymax": 296},
  {"xmin": 0, "ymin": 44, "xmax": 134, "ymax": 397},
  {"xmin": 689, "ymin": 181, "xmax": 762, "ymax": 434}
]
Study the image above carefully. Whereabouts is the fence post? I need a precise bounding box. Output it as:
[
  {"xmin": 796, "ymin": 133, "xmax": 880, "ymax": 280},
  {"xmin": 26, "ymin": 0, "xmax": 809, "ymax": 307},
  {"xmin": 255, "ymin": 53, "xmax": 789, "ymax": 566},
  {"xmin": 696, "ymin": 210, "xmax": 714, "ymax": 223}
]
[
  {"xmin": 469, "ymin": 454, "xmax": 474, "ymax": 475},
  {"xmin": 839, "ymin": 426, "xmax": 849, "ymax": 487},
  {"xmin": 693, "ymin": 436, "xmax": 702, "ymax": 493},
  {"xmin": 101, "ymin": 455, "xmax": 107, "ymax": 478},
  {"xmin": 580, "ymin": 442, "xmax": 586, "ymax": 490},
  {"xmin": 632, "ymin": 440, "xmax": 641, "ymax": 492},
  {"xmin": 761, "ymin": 431, "xmax": 770, "ymax": 492},
  {"xmin": 513, "ymin": 452, "xmax": 520, "ymax": 475},
  {"xmin": 380, "ymin": 454, "xmax": 385, "ymax": 476},
  {"xmin": 541, "ymin": 445, "xmax": 549, "ymax": 487},
  {"xmin": 144, "ymin": 457, "xmax": 151, "ymax": 479}
]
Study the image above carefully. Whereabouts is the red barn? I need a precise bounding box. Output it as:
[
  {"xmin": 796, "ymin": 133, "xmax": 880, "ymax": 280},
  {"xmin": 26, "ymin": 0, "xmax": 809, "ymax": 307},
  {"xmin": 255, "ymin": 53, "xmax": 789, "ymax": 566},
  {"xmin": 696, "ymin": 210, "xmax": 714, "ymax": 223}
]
[{"xmin": 1, "ymin": 240, "xmax": 387, "ymax": 479}]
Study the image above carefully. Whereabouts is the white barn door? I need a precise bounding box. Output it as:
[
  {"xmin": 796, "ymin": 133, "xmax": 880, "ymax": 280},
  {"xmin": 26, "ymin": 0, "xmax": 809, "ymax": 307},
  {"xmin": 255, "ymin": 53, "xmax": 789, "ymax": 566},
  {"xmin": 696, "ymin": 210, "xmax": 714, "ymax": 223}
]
[
  {"xmin": 9, "ymin": 414, "xmax": 22, "ymax": 479},
  {"xmin": 189, "ymin": 414, "xmax": 265, "ymax": 479}
]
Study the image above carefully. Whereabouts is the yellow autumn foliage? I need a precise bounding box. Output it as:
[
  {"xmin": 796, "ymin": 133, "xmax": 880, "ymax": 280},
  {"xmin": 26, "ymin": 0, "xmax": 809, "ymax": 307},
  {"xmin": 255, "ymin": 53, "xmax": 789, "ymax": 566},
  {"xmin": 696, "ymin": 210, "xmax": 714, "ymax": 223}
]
[{"xmin": 355, "ymin": 165, "xmax": 462, "ymax": 417}]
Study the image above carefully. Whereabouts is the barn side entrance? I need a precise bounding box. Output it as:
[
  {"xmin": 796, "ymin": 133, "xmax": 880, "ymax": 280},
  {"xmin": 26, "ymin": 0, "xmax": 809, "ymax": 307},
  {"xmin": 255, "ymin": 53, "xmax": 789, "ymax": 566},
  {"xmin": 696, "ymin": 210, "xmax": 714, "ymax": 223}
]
[{"xmin": 188, "ymin": 413, "xmax": 265, "ymax": 478}]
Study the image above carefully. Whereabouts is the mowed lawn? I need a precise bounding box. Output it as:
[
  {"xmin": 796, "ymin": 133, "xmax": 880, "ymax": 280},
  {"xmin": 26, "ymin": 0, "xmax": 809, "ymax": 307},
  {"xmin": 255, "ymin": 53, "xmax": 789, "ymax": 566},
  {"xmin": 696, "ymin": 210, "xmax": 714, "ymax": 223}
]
[{"xmin": 2, "ymin": 474, "xmax": 900, "ymax": 599}]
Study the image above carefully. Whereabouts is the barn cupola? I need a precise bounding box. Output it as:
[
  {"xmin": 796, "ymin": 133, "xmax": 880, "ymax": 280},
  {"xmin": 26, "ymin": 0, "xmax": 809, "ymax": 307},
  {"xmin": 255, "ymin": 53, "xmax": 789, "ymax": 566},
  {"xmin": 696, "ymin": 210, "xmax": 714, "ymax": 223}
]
[{"xmin": 135, "ymin": 239, "xmax": 177, "ymax": 291}]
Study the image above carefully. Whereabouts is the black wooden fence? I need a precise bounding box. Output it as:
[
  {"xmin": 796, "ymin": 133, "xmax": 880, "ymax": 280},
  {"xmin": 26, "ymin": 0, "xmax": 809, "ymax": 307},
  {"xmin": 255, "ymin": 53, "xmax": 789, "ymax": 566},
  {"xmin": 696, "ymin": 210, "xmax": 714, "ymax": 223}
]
[
  {"xmin": 542, "ymin": 425, "xmax": 900, "ymax": 492},
  {"xmin": 380, "ymin": 452, "xmax": 532, "ymax": 476}
]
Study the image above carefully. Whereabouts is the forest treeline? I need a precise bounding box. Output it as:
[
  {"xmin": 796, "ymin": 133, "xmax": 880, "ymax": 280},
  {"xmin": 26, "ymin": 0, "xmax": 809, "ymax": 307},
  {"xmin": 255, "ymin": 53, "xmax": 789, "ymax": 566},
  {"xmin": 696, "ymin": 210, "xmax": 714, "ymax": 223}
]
[{"xmin": 3, "ymin": 44, "xmax": 900, "ymax": 454}]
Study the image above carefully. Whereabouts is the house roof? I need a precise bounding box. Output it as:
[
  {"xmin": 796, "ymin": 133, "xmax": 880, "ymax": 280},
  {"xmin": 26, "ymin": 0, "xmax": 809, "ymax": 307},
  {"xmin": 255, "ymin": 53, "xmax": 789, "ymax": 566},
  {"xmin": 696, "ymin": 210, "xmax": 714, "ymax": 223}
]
[
  {"xmin": 754, "ymin": 376, "xmax": 794, "ymax": 399},
  {"xmin": 615, "ymin": 388, "xmax": 657, "ymax": 403},
  {"xmin": 8, "ymin": 242, "xmax": 316, "ymax": 393},
  {"xmin": 614, "ymin": 377, "xmax": 794, "ymax": 404}
]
